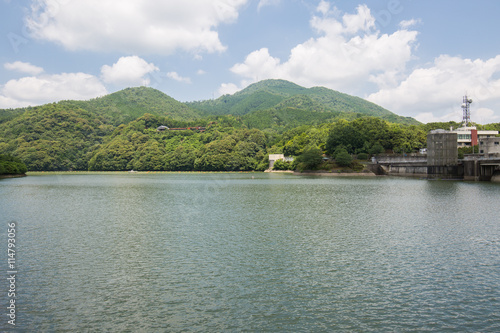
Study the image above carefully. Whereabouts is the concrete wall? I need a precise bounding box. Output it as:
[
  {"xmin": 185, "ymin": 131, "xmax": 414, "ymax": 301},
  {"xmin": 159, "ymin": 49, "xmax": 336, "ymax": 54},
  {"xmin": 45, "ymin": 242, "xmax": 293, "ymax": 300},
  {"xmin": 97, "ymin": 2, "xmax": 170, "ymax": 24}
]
[
  {"xmin": 383, "ymin": 164, "xmax": 428, "ymax": 177},
  {"xmin": 268, "ymin": 154, "xmax": 284, "ymax": 169},
  {"xmin": 427, "ymin": 130, "xmax": 458, "ymax": 166},
  {"xmin": 376, "ymin": 155, "xmax": 427, "ymax": 164},
  {"xmin": 427, "ymin": 166, "xmax": 461, "ymax": 179},
  {"xmin": 462, "ymin": 159, "xmax": 500, "ymax": 181},
  {"xmin": 478, "ymin": 137, "xmax": 500, "ymax": 157}
]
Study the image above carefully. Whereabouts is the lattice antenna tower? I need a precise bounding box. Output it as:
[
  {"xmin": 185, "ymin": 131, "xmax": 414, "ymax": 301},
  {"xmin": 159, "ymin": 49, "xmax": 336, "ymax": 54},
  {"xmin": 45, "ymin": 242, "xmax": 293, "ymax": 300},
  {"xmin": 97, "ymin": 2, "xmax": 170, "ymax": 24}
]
[{"xmin": 461, "ymin": 94, "xmax": 472, "ymax": 127}]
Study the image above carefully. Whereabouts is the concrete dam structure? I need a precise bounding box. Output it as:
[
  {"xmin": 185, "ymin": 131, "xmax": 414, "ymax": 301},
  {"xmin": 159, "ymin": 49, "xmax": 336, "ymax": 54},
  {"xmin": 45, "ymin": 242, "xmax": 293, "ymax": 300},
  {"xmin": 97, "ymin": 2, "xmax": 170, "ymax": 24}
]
[{"xmin": 373, "ymin": 130, "xmax": 500, "ymax": 181}]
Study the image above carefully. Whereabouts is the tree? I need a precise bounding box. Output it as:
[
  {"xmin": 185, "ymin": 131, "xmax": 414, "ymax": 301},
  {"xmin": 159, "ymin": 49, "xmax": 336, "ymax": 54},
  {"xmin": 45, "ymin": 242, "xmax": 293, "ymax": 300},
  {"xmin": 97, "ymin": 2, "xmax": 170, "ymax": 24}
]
[
  {"xmin": 295, "ymin": 147, "xmax": 323, "ymax": 171},
  {"xmin": 369, "ymin": 142, "xmax": 385, "ymax": 155},
  {"xmin": 273, "ymin": 159, "xmax": 293, "ymax": 170},
  {"xmin": 0, "ymin": 154, "xmax": 27, "ymax": 175},
  {"xmin": 335, "ymin": 149, "xmax": 352, "ymax": 167},
  {"xmin": 326, "ymin": 120, "xmax": 366, "ymax": 155}
]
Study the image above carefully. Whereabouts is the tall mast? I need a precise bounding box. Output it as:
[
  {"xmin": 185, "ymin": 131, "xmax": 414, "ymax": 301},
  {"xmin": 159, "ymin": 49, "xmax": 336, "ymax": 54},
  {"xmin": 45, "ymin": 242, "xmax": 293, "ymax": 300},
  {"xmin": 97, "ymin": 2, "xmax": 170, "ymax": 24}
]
[{"xmin": 461, "ymin": 95, "xmax": 472, "ymax": 127}]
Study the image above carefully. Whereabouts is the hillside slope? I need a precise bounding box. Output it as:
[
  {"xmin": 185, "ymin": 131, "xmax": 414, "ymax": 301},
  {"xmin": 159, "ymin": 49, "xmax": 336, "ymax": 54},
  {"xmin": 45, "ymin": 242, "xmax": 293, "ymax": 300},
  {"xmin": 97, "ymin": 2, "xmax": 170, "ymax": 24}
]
[
  {"xmin": 188, "ymin": 79, "xmax": 419, "ymax": 125},
  {"xmin": 0, "ymin": 103, "xmax": 114, "ymax": 170},
  {"xmin": 58, "ymin": 86, "xmax": 201, "ymax": 124}
]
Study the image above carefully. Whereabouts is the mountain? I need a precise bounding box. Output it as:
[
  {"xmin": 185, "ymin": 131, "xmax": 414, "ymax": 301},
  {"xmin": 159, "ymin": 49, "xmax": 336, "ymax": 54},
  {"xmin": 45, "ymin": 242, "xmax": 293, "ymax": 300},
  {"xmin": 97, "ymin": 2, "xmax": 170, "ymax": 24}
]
[
  {"xmin": 0, "ymin": 103, "xmax": 113, "ymax": 171},
  {"xmin": 188, "ymin": 79, "xmax": 419, "ymax": 125},
  {"xmin": 58, "ymin": 86, "xmax": 201, "ymax": 125},
  {"xmin": 0, "ymin": 87, "xmax": 205, "ymax": 171},
  {"xmin": 0, "ymin": 81, "xmax": 423, "ymax": 171}
]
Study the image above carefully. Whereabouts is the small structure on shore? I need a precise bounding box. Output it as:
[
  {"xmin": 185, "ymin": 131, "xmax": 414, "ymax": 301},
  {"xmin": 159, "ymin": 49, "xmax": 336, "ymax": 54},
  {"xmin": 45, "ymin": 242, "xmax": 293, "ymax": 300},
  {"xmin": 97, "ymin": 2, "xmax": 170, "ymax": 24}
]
[
  {"xmin": 157, "ymin": 125, "xmax": 206, "ymax": 132},
  {"xmin": 268, "ymin": 154, "xmax": 294, "ymax": 169},
  {"xmin": 426, "ymin": 129, "xmax": 459, "ymax": 179}
]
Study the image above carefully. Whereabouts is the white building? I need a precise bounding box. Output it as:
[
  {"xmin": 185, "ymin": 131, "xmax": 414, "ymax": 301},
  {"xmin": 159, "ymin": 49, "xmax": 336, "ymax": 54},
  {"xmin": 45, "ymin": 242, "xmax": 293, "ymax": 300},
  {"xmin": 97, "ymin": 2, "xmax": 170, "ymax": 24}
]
[
  {"xmin": 268, "ymin": 154, "xmax": 294, "ymax": 169},
  {"xmin": 452, "ymin": 126, "xmax": 499, "ymax": 147},
  {"xmin": 268, "ymin": 154, "xmax": 284, "ymax": 169}
]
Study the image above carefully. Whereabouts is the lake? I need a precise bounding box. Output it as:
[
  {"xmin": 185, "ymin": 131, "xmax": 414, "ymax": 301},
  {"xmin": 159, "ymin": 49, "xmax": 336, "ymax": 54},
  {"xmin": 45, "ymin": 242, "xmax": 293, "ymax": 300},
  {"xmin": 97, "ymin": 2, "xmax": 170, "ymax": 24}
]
[{"xmin": 1, "ymin": 172, "xmax": 500, "ymax": 332}]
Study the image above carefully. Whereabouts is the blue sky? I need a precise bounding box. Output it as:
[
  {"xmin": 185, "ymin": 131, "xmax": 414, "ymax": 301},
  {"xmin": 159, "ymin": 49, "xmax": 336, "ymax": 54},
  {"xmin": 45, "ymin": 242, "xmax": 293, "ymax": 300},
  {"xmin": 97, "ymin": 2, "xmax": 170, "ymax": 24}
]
[{"xmin": 1, "ymin": 0, "xmax": 500, "ymax": 124}]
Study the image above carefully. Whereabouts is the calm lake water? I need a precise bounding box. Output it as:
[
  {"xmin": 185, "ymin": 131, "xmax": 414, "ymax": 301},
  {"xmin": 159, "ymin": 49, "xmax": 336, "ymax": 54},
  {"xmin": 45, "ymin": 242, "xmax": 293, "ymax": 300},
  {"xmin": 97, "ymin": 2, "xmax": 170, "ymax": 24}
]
[{"xmin": 1, "ymin": 172, "xmax": 500, "ymax": 332}]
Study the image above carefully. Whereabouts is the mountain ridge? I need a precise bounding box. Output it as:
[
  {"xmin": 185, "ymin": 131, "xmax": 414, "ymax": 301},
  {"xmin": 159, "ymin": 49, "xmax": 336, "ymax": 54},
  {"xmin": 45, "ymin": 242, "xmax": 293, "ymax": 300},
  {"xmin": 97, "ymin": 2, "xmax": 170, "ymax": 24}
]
[
  {"xmin": 188, "ymin": 79, "xmax": 419, "ymax": 125},
  {"xmin": 1, "ymin": 80, "xmax": 418, "ymax": 126}
]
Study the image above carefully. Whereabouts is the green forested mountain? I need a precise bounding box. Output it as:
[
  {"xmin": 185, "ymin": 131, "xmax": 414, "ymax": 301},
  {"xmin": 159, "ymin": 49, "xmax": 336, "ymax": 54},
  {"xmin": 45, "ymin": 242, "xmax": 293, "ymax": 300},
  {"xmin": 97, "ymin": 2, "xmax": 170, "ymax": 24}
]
[
  {"xmin": 0, "ymin": 80, "xmax": 446, "ymax": 172},
  {"xmin": 0, "ymin": 103, "xmax": 114, "ymax": 170},
  {"xmin": 58, "ymin": 86, "xmax": 201, "ymax": 125},
  {"xmin": 88, "ymin": 114, "xmax": 270, "ymax": 172},
  {"xmin": 188, "ymin": 79, "xmax": 419, "ymax": 125},
  {"xmin": 241, "ymin": 97, "xmax": 342, "ymax": 130}
]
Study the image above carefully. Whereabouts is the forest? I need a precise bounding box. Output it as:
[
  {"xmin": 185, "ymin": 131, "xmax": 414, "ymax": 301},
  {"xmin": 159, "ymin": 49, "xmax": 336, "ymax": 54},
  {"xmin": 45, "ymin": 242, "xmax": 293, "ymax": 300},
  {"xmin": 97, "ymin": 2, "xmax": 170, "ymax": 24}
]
[
  {"xmin": 1, "ymin": 82, "xmax": 499, "ymax": 172},
  {"xmin": 0, "ymin": 154, "xmax": 27, "ymax": 175}
]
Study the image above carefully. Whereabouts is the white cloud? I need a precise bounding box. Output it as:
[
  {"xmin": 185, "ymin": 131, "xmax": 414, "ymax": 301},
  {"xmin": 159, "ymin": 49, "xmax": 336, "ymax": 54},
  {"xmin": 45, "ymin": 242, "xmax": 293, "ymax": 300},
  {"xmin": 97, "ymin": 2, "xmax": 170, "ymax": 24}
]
[
  {"xmin": 167, "ymin": 72, "xmax": 192, "ymax": 84},
  {"xmin": 4, "ymin": 61, "xmax": 44, "ymax": 75},
  {"xmin": 26, "ymin": 0, "xmax": 248, "ymax": 55},
  {"xmin": 0, "ymin": 56, "xmax": 160, "ymax": 108},
  {"xmin": 367, "ymin": 55, "xmax": 500, "ymax": 123},
  {"xmin": 100, "ymin": 56, "xmax": 159, "ymax": 86},
  {"xmin": 224, "ymin": 4, "xmax": 418, "ymax": 95},
  {"xmin": 0, "ymin": 73, "xmax": 107, "ymax": 108},
  {"xmin": 316, "ymin": 0, "xmax": 331, "ymax": 16},
  {"xmin": 257, "ymin": 0, "xmax": 281, "ymax": 11},
  {"xmin": 399, "ymin": 19, "xmax": 421, "ymax": 29},
  {"xmin": 218, "ymin": 83, "xmax": 239, "ymax": 96}
]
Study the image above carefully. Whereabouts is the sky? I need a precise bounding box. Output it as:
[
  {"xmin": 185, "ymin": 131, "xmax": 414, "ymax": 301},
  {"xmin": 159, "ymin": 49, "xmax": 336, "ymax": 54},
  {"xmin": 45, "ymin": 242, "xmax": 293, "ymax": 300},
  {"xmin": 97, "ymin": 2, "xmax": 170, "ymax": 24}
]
[{"xmin": 1, "ymin": 0, "xmax": 500, "ymax": 124}]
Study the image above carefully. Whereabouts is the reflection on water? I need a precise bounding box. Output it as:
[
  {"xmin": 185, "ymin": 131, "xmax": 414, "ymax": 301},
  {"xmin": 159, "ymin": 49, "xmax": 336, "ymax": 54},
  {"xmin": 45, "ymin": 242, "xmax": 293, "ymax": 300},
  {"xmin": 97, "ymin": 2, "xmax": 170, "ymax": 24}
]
[{"xmin": 1, "ymin": 173, "xmax": 499, "ymax": 331}]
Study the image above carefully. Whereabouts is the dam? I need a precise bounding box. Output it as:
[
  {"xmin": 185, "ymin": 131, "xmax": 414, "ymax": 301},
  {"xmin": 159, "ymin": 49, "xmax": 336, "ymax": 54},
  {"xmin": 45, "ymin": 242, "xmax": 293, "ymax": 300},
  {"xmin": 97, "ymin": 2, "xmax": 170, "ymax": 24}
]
[{"xmin": 373, "ymin": 130, "xmax": 500, "ymax": 181}]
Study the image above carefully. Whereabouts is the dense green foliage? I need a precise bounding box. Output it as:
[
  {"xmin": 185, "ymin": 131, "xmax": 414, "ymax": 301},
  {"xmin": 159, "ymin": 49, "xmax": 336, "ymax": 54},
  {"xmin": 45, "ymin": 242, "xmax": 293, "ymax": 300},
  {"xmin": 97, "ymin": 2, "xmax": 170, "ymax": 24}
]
[
  {"xmin": 0, "ymin": 154, "xmax": 27, "ymax": 175},
  {"xmin": 335, "ymin": 149, "xmax": 353, "ymax": 167},
  {"xmin": 188, "ymin": 79, "xmax": 419, "ymax": 126},
  {"xmin": 58, "ymin": 87, "xmax": 201, "ymax": 125},
  {"xmin": 272, "ymin": 159, "xmax": 294, "ymax": 171},
  {"xmin": 294, "ymin": 147, "xmax": 324, "ymax": 171},
  {"xmin": 0, "ymin": 103, "xmax": 113, "ymax": 171},
  {"xmin": 87, "ymin": 114, "xmax": 269, "ymax": 171},
  {"xmin": 0, "ymin": 81, "xmax": 497, "ymax": 173},
  {"xmin": 325, "ymin": 117, "xmax": 427, "ymax": 155}
]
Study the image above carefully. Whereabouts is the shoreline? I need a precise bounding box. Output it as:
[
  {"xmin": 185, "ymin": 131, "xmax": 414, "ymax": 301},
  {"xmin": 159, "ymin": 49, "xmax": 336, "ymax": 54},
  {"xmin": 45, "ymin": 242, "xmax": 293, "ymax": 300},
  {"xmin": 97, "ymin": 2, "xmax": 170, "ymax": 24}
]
[
  {"xmin": 0, "ymin": 173, "xmax": 27, "ymax": 179},
  {"xmin": 265, "ymin": 169, "xmax": 378, "ymax": 176},
  {"xmin": 26, "ymin": 170, "xmax": 377, "ymax": 177},
  {"xmin": 293, "ymin": 171, "xmax": 377, "ymax": 177},
  {"xmin": 26, "ymin": 170, "xmax": 263, "ymax": 175}
]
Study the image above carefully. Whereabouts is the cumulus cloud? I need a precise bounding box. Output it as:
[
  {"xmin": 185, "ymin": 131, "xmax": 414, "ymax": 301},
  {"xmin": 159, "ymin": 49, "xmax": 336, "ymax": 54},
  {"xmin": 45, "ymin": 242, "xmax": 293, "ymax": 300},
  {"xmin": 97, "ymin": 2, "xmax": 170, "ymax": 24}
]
[
  {"xmin": 100, "ymin": 56, "xmax": 159, "ymax": 86},
  {"xmin": 257, "ymin": 0, "xmax": 281, "ymax": 11},
  {"xmin": 218, "ymin": 83, "xmax": 240, "ymax": 96},
  {"xmin": 4, "ymin": 61, "xmax": 44, "ymax": 75},
  {"xmin": 167, "ymin": 72, "xmax": 192, "ymax": 84},
  {"xmin": 367, "ymin": 55, "xmax": 500, "ymax": 123},
  {"xmin": 222, "ymin": 4, "xmax": 418, "ymax": 95},
  {"xmin": 0, "ymin": 73, "xmax": 107, "ymax": 108},
  {"xmin": 25, "ymin": 0, "xmax": 247, "ymax": 55},
  {"xmin": 0, "ymin": 56, "xmax": 162, "ymax": 108}
]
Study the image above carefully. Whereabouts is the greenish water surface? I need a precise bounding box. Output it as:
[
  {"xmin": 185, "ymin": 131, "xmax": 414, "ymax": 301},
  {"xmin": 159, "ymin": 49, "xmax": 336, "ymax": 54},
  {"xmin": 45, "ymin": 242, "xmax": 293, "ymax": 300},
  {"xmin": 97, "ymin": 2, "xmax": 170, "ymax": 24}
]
[{"xmin": 1, "ymin": 173, "xmax": 499, "ymax": 332}]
